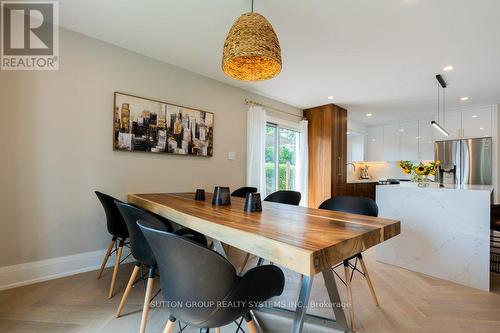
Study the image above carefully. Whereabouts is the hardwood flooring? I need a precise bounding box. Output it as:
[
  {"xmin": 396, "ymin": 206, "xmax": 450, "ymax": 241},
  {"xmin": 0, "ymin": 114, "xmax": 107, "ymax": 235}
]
[{"xmin": 0, "ymin": 249, "xmax": 499, "ymax": 333}]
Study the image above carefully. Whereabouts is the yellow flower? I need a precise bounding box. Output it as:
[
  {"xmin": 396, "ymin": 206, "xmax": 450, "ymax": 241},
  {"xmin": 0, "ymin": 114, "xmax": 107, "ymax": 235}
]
[
  {"xmin": 435, "ymin": 160, "xmax": 441, "ymax": 166},
  {"xmin": 415, "ymin": 165, "xmax": 426, "ymax": 175},
  {"xmin": 403, "ymin": 167, "xmax": 411, "ymax": 174}
]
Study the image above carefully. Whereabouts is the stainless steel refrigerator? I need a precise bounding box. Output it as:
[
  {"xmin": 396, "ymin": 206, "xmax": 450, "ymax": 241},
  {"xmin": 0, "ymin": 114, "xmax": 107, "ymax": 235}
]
[{"xmin": 434, "ymin": 137, "xmax": 492, "ymax": 185}]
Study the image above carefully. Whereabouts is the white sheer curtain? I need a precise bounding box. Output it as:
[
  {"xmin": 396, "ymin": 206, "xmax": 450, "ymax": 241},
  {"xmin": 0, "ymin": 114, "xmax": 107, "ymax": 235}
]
[
  {"xmin": 246, "ymin": 105, "xmax": 267, "ymax": 193},
  {"xmin": 296, "ymin": 119, "xmax": 309, "ymax": 206}
]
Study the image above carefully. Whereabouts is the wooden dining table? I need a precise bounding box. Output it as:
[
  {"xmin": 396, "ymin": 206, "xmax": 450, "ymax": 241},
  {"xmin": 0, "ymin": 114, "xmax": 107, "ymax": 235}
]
[{"xmin": 128, "ymin": 192, "xmax": 400, "ymax": 333}]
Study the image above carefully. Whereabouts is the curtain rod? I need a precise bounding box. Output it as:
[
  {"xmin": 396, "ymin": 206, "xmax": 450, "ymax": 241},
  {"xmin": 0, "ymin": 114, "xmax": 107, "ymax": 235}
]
[{"xmin": 244, "ymin": 99, "xmax": 304, "ymax": 119}]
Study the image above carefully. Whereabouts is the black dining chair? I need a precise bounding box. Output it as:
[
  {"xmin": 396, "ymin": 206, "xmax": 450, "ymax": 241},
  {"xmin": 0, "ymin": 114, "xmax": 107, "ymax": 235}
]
[
  {"xmin": 138, "ymin": 220, "xmax": 285, "ymax": 333},
  {"xmin": 238, "ymin": 190, "xmax": 303, "ymax": 274},
  {"xmin": 490, "ymin": 204, "xmax": 500, "ymax": 273},
  {"xmin": 231, "ymin": 187, "xmax": 258, "ymax": 198},
  {"xmin": 219, "ymin": 187, "xmax": 259, "ymax": 258},
  {"xmin": 115, "ymin": 202, "xmax": 207, "ymax": 333},
  {"xmin": 319, "ymin": 196, "xmax": 380, "ymax": 331},
  {"xmin": 264, "ymin": 190, "xmax": 302, "ymax": 206},
  {"xmin": 95, "ymin": 191, "xmax": 130, "ymax": 299}
]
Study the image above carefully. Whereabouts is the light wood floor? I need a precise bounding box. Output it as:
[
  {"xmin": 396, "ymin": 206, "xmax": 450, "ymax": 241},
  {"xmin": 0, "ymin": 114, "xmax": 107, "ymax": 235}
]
[{"xmin": 1, "ymin": 249, "xmax": 500, "ymax": 333}]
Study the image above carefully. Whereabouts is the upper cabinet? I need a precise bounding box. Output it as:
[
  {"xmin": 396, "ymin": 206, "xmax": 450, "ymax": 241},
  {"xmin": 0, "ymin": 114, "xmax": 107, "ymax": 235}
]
[
  {"xmin": 399, "ymin": 121, "xmax": 419, "ymax": 161},
  {"xmin": 351, "ymin": 105, "xmax": 496, "ymax": 163},
  {"xmin": 434, "ymin": 111, "xmax": 462, "ymax": 141},
  {"xmin": 366, "ymin": 126, "xmax": 384, "ymax": 161},
  {"xmin": 418, "ymin": 119, "xmax": 435, "ymax": 160},
  {"xmin": 347, "ymin": 132, "xmax": 366, "ymax": 163},
  {"xmin": 461, "ymin": 107, "xmax": 492, "ymax": 138},
  {"xmin": 379, "ymin": 121, "xmax": 419, "ymax": 161},
  {"xmin": 434, "ymin": 107, "xmax": 493, "ymax": 140},
  {"xmin": 382, "ymin": 123, "xmax": 401, "ymax": 161}
]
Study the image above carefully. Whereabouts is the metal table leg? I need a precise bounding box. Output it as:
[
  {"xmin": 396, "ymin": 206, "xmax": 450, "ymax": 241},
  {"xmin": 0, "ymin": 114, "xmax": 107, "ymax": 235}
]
[
  {"xmin": 255, "ymin": 268, "xmax": 350, "ymax": 333},
  {"xmin": 212, "ymin": 240, "xmax": 227, "ymax": 259},
  {"xmin": 322, "ymin": 268, "xmax": 349, "ymax": 332},
  {"xmin": 291, "ymin": 275, "xmax": 314, "ymax": 333}
]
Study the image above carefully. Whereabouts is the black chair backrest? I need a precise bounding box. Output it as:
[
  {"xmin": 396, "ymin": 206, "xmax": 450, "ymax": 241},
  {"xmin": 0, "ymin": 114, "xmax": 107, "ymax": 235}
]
[
  {"xmin": 231, "ymin": 187, "xmax": 258, "ymax": 198},
  {"xmin": 95, "ymin": 191, "xmax": 129, "ymax": 239},
  {"xmin": 138, "ymin": 221, "xmax": 236, "ymax": 326},
  {"xmin": 264, "ymin": 190, "xmax": 301, "ymax": 206},
  {"xmin": 319, "ymin": 196, "xmax": 379, "ymax": 217},
  {"xmin": 115, "ymin": 202, "xmax": 172, "ymax": 266}
]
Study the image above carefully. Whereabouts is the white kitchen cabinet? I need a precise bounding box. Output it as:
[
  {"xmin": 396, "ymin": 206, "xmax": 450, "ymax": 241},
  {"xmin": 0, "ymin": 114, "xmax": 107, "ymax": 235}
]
[
  {"xmin": 418, "ymin": 119, "xmax": 435, "ymax": 160},
  {"xmin": 383, "ymin": 123, "xmax": 401, "ymax": 161},
  {"xmin": 461, "ymin": 107, "xmax": 492, "ymax": 138},
  {"xmin": 347, "ymin": 132, "xmax": 365, "ymax": 162},
  {"xmin": 367, "ymin": 126, "xmax": 384, "ymax": 161},
  {"xmin": 399, "ymin": 121, "xmax": 419, "ymax": 161},
  {"xmin": 434, "ymin": 111, "xmax": 461, "ymax": 140}
]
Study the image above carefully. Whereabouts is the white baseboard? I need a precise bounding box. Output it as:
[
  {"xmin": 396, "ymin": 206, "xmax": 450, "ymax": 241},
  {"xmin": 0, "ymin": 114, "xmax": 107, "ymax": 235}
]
[{"xmin": 0, "ymin": 247, "xmax": 133, "ymax": 291}]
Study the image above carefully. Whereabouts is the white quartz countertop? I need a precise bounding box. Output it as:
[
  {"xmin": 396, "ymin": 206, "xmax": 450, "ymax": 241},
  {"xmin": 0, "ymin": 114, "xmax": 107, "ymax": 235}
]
[
  {"xmin": 347, "ymin": 179, "xmax": 378, "ymax": 183},
  {"xmin": 377, "ymin": 184, "xmax": 494, "ymax": 192},
  {"xmin": 375, "ymin": 183, "xmax": 491, "ymax": 291}
]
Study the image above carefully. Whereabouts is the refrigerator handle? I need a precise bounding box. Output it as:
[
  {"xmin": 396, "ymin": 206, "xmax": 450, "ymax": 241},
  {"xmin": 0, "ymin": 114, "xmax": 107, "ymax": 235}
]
[{"xmin": 460, "ymin": 140, "xmax": 469, "ymax": 185}]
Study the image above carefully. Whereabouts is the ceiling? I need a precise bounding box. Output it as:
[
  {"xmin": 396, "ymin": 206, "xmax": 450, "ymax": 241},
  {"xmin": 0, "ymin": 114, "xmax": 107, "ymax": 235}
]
[{"xmin": 58, "ymin": 0, "xmax": 500, "ymax": 125}]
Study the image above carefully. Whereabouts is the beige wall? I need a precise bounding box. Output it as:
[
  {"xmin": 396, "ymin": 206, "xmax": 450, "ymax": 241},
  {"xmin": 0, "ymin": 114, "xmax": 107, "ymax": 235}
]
[{"xmin": 0, "ymin": 29, "xmax": 301, "ymax": 267}]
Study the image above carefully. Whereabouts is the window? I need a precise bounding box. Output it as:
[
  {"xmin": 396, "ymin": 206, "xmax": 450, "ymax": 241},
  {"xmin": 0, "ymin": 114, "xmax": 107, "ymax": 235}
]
[{"xmin": 265, "ymin": 122, "xmax": 300, "ymax": 196}]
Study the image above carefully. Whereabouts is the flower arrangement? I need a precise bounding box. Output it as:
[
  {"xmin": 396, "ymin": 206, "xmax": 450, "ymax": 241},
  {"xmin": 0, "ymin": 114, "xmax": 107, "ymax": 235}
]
[{"xmin": 398, "ymin": 160, "xmax": 440, "ymax": 185}]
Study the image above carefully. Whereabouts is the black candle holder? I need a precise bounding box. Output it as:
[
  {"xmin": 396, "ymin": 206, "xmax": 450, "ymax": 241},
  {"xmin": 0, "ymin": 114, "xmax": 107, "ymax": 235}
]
[
  {"xmin": 244, "ymin": 192, "xmax": 262, "ymax": 212},
  {"xmin": 212, "ymin": 186, "xmax": 231, "ymax": 206},
  {"xmin": 195, "ymin": 189, "xmax": 205, "ymax": 201}
]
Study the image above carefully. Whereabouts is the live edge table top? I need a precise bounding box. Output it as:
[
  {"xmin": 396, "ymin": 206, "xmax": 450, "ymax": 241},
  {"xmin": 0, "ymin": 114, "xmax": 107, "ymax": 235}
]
[{"xmin": 128, "ymin": 193, "xmax": 400, "ymax": 276}]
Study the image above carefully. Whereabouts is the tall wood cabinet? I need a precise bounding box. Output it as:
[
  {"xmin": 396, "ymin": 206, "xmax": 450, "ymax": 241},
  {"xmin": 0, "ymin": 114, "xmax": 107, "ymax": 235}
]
[{"xmin": 304, "ymin": 103, "xmax": 375, "ymax": 208}]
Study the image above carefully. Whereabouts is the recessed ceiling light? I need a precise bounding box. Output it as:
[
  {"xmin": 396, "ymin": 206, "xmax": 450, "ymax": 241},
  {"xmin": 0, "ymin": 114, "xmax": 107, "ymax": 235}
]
[
  {"xmin": 471, "ymin": 115, "xmax": 478, "ymax": 118},
  {"xmin": 327, "ymin": 96, "xmax": 334, "ymax": 100},
  {"xmin": 479, "ymin": 127, "xmax": 485, "ymax": 130},
  {"xmin": 398, "ymin": 128, "xmax": 405, "ymax": 132},
  {"xmin": 443, "ymin": 65, "xmax": 454, "ymax": 71},
  {"xmin": 346, "ymin": 131, "xmax": 351, "ymax": 135},
  {"xmin": 460, "ymin": 97, "xmax": 469, "ymax": 101},
  {"xmin": 366, "ymin": 113, "xmax": 373, "ymax": 117}
]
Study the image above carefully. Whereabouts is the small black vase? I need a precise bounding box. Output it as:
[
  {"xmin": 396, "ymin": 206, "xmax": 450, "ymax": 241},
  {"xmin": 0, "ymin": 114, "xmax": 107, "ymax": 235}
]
[
  {"xmin": 195, "ymin": 189, "xmax": 205, "ymax": 201},
  {"xmin": 212, "ymin": 186, "xmax": 231, "ymax": 206},
  {"xmin": 244, "ymin": 192, "xmax": 262, "ymax": 212}
]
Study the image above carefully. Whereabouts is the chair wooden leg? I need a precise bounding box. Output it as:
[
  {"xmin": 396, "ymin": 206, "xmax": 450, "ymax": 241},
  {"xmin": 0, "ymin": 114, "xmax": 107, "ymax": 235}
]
[
  {"xmin": 139, "ymin": 266, "xmax": 155, "ymax": 333},
  {"xmin": 215, "ymin": 328, "xmax": 221, "ymax": 333},
  {"xmin": 344, "ymin": 262, "xmax": 356, "ymax": 332},
  {"xmin": 239, "ymin": 253, "xmax": 251, "ymax": 274},
  {"xmin": 108, "ymin": 240, "xmax": 124, "ymax": 299},
  {"xmin": 115, "ymin": 263, "xmax": 141, "ymax": 318},
  {"xmin": 97, "ymin": 237, "xmax": 116, "ymax": 279},
  {"xmin": 162, "ymin": 318, "xmax": 176, "ymax": 333},
  {"xmin": 359, "ymin": 256, "xmax": 379, "ymax": 306}
]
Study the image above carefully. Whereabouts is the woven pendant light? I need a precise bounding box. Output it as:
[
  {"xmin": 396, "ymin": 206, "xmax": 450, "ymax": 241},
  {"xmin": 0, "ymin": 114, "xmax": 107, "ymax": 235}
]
[{"xmin": 222, "ymin": 1, "xmax": 281, "ymax": 81}]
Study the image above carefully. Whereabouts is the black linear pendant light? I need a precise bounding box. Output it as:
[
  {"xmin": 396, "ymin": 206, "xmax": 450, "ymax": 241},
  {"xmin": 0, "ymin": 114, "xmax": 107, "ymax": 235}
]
[{"xmin": 431, "ymin": 74, "xmax": 450, "ymax": 137}]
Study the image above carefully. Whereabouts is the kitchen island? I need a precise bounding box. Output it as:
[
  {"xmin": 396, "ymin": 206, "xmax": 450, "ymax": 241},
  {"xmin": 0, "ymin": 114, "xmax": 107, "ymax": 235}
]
[{"xmin": 376, "ymin": 184, "xmax": 492, "ymax": 291}]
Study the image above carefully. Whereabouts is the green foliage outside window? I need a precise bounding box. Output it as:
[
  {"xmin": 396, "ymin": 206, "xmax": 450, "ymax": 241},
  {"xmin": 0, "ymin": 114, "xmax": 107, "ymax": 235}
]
[{"xmin": 266, "ymin": 162, "xmax": 295, "ymax": 191}]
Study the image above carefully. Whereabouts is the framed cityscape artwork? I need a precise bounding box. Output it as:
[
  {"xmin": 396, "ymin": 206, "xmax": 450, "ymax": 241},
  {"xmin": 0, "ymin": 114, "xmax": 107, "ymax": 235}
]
[{"xmin": 113, "ymin": 92, "xmax": 214, "ymax": 156}]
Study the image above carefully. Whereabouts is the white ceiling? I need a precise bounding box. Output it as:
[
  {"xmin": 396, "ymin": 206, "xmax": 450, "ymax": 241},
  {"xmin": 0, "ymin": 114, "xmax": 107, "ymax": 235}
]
[{"xmin": 58, "ymin": 0, "xmax": 500, "ymax": 125}]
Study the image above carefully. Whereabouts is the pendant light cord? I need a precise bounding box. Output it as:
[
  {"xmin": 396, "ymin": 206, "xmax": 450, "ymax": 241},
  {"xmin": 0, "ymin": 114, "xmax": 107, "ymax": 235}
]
[
  {"xmin": 251, "ymin": 0, "xmax": 254, "ymax": 12},
  {"xmin": 437, "ymin": 82, "xmax": 440, "ymax": 123},
  {"xmin": 443, "ymin": 86, "xmax": 446, "ymax": 127}
]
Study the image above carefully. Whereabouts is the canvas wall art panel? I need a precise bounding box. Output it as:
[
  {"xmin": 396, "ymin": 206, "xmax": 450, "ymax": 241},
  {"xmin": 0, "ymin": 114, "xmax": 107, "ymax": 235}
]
[{"xmin": 113, "ymin": 92, "xmax": 214, "ymax": 156}]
